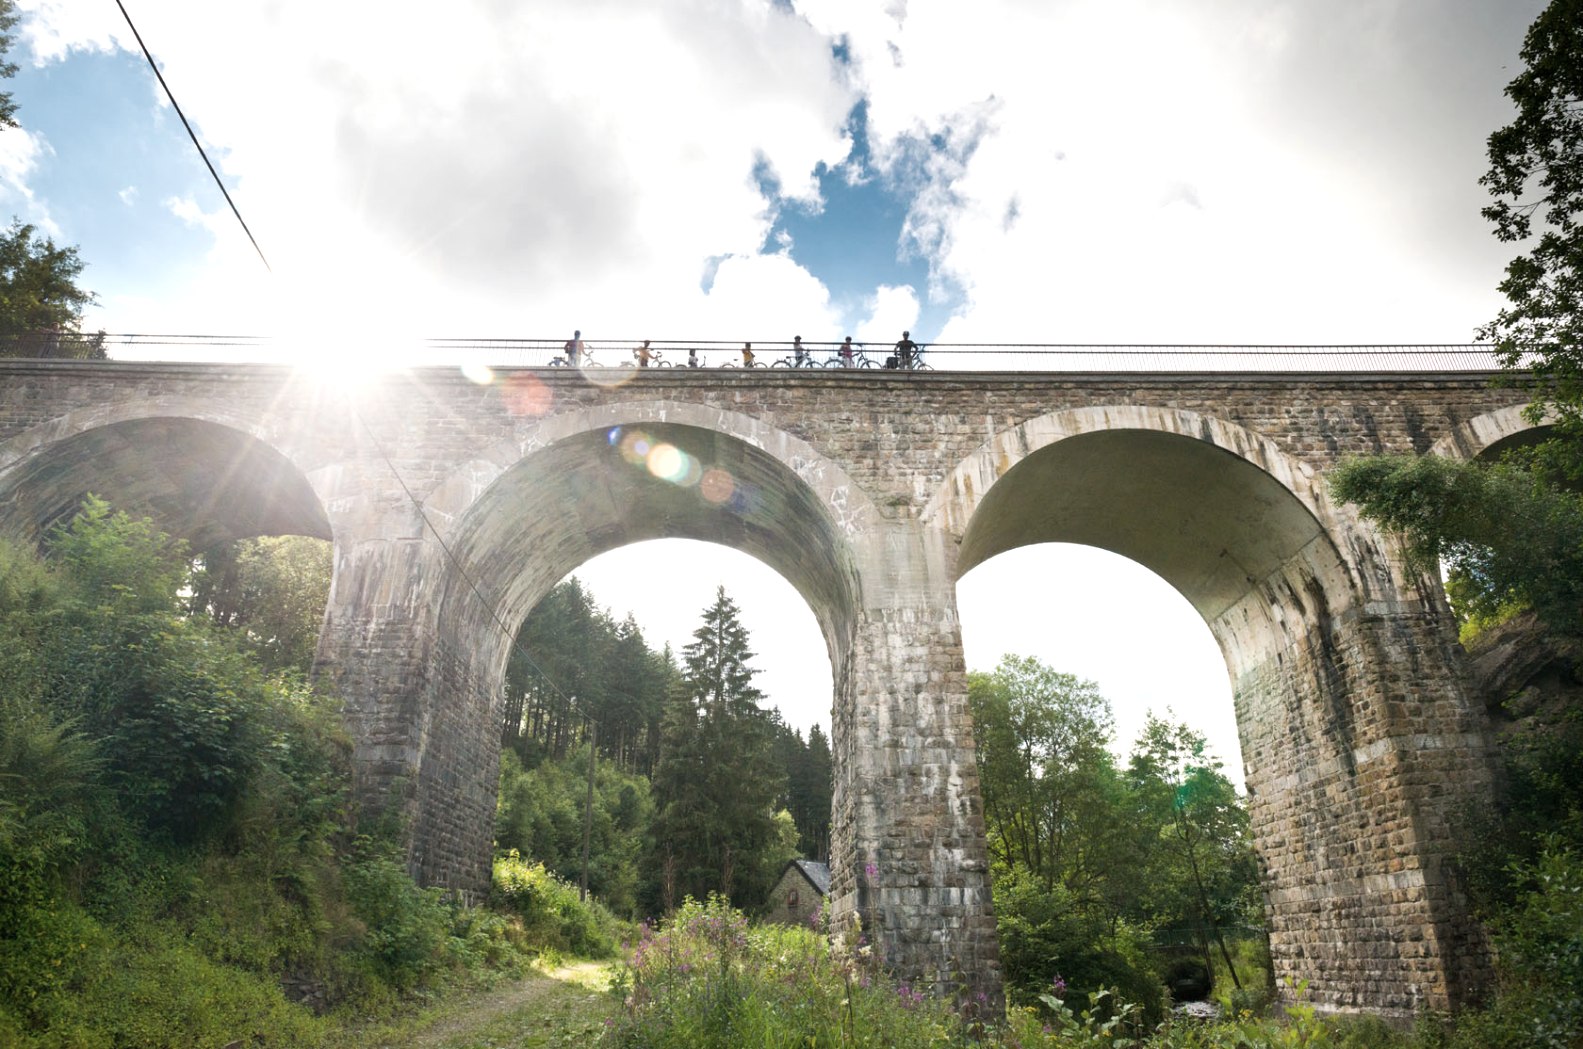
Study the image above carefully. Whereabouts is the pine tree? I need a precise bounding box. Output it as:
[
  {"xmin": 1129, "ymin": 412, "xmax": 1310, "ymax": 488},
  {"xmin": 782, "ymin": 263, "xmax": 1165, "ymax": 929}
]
[{"xmin": 649, "ymin": 587, "xmax": 785, "ymax": 909}]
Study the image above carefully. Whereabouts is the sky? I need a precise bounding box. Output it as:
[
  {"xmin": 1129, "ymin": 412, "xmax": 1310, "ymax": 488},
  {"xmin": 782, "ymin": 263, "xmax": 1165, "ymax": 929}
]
[{"xmin": 1, "ymin": 0, "xmax": 1551, "ymax": 783}]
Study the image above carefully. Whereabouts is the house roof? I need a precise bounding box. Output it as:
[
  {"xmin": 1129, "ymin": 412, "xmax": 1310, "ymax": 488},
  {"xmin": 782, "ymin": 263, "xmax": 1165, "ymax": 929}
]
[{"xmin": 784, "ymin": 858, "xmax": 830, "ymax": 895}]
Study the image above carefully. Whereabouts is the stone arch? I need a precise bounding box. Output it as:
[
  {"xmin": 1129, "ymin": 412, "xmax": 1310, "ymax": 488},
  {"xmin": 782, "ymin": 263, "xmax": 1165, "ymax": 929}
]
[
  {"xmin": 923, "ymin": 404, "xmax": 1358, "ymax": 680},
  {"xmin": 403, "ymin": 411, "xmax": 867, "ymax": 893},
  {"xmin": 419, "ymin": 399, "xmax": 880, "ymax": 544},
  {"xmin": 925, "ymin": 404, "xmax": 1492, "ymax": 1013},
  {"xmin": 1430, "ymin": 402, "xmax": 1553, "ymax": 462},
  {"xmin": 0, "ymin": 409, "xmax": 332, "ymax": 547}
]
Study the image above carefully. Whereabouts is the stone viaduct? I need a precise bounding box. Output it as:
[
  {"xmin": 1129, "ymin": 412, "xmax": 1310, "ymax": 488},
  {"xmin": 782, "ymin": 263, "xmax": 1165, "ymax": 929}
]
[{"xmin": 0, "ymin": 358, "xmax": 1537, "ymax": 1014}]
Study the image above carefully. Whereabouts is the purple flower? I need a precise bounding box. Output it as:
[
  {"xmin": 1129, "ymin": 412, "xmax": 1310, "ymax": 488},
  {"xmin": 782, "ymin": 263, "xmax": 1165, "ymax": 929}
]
[
  {"xmin": 1051, "ymin": 974, "xmax": 1067, "ymax": 995},
  {"xmin": 864, "ymin": 861, "xmax": 879, "ymax": 881}
]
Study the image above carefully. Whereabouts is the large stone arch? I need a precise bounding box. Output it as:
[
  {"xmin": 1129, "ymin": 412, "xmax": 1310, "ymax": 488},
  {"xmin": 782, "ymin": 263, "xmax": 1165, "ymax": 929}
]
[
  {"xmin": 346, "ymin": 405, "xmax": 871, "ymax": 896},
  {"xmin": 1430, "ymin": 402, "xmax": 1552, "ymax": 462},
  {"xmin": 321, "ymin": 397, "xmax": 1001, "ymax": 1005},
  {"xmin": 0, "ymin": 409, "xmax": 332, "ymax": 547},
  {"xmin": 925, "ymin": 405, "xmax": 1493, "ymax": 1014}
]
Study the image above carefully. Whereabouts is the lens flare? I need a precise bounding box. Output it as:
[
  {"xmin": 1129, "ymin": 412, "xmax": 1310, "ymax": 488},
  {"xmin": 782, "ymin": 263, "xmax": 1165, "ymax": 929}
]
[
  {"xmin": 646, "ymin": 443, "xmax": 683, "ymax": 480},
  {"xmin": 618, "ymin": 429, "xmax": 654, "ymax": 466},
  {"xmin": 582, "ymin": 359, "xmax": 637, "ymax": 389},
  {"xmin": 461, "ymin": 362, "xmax": 494, "ymax": 385},
  {"xmin": 502, "ymin": 373, "xmax": 553, "ymax": 416},
  {"xmin": 700, "ymin": 468, "xmax": 735, "ymax": 504}
]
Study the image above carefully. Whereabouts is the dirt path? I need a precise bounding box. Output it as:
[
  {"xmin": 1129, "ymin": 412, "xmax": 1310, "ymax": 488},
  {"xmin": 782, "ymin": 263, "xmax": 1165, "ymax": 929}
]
[{"xmin": 346, "ymin": 961, "xmax": 618, "ymax": 1049}]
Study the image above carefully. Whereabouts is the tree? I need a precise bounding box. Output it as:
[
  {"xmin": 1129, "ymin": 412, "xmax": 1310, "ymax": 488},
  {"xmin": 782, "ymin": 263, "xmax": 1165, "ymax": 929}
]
[
  {"xmin": 1333, "ymin": 1, "xmax": 1583, "ymax": 638},
  {"xmin": 1127, "ymin": 715, "xmax": 1259, "ymax": 991},
  {"xmin": 0, "ymin": 4, "xmax": 100, "ymax": 357},
  {"xmin": 187, "ymin": 536, "xmax": 334, "ymax": 676},
  {"xmin": 1480, "ymin": 0, "xmax": 1583, "ymax": 428},
  {"xmin": 1330, "ymin": 453, "xmax": 1583, "ymax": 637},
  {"xmin": 648, "ymin": 587, "xmax": 784, "ymax": 911},
  {"xmin": 0, "ymin": 0, "xmax": 18, "ymax": 130},
  {"xmin": 967, "ymin": 655, "xmax": 1125, "ymax": 897}
]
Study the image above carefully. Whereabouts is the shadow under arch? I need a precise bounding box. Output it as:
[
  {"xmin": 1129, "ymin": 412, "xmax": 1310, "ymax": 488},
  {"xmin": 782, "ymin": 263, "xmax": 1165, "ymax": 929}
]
[
  {"xmin": 0, "ymin": 415, "xmax": 332, "ymax": 547},
  {"xmin": 434, "ymin": 418, "xmax": 865, "ymax": 680},
  {"xmin": 928, "ymin": 405, "xmax": 1355, "ymax": 681}
]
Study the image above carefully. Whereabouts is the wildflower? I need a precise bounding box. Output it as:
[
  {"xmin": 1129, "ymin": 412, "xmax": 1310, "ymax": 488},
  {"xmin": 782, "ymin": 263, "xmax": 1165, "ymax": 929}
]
[
  {"xmin": 864, "ymin": 861, "xmax": 879, "ymax": 881},
  {"xmin": 1051, "ymin": 974, "xmax": 1067, "ymax": 995}
]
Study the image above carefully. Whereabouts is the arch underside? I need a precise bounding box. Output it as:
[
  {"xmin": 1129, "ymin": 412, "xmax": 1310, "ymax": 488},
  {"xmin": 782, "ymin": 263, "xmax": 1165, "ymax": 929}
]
[
  {"xmin": 956, "ymin": 428, "xmax": 1333, "ymax": 631},
  {"xmin": 437, "ymin": 420, "xmax": 861, "ymax": 688},
  {"xmin": 0, "ymin": 417, "xmax": 331, "ymax": 547}
]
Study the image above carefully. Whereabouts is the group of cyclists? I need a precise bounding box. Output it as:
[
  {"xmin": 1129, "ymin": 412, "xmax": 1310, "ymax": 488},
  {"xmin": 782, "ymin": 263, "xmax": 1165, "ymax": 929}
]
[{"xmin": 553, "ymin": 330, "xmax": 928, "ymax": 370}]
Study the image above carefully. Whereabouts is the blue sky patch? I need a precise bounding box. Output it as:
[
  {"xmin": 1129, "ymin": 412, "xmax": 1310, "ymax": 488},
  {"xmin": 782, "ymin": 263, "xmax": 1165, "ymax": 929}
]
[
  {"xmin": 760, "ymin": 99, "xmax": 961, "ymax": 339},
  {"xmin": 9, "ymin": 48, "xmax": 221, "ymax": 317}
]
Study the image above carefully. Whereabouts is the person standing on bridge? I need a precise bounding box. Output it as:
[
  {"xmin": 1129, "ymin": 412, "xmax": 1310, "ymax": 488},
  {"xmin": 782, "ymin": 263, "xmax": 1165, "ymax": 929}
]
[
  {"xmin": 741, "ymin": 342, "xmax": 756, "ymax": 368},
  {"xmin": 634, "ymin": 340, "xmax": 653, "ymax": 367},
  {"xmin": 893, "ymin": 331, "xmax": 918, "ymax": 370},
  {"xmin": 564, "ymin": 330, "xmax": 586, "ymax": 367},
  {"xmin": 793, "ymin": 335, "xmax": 808, "ymax": 367},
  {"xmin": 687, "ymin": 346, "xmax": 700, "ymax": 368},
  {"xmin": 839, "ymin": 336, "xmax": 855, "ymax": 368}
]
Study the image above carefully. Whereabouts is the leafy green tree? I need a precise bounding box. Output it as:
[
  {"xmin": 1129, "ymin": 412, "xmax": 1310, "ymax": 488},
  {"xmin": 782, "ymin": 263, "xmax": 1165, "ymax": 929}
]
[
  {"xmin": 187, "ymin": 535, "xmax": 333, "ymax": 676},
  {"xmin": 0, "ymin": 0, "xmax": 16, "ymax": 129},
  {"xmin": 1480, "ymin": 0, "xmax": 1583, "ymax": 429},
  {"xmin": 495, "ymin": 745, "xmax": 653, "ymax": 916},
  {"xmin": 1128, "ymin": 714, "xmax": 1260, "ymax": 991},
  {"xmin": 0, "ymin": 222, "xmax": 100, "ymax": 355},
  {"xmin": 968, "ymin": 656, "xmax": 1128, "ymax": 899},
  {"xmin": 648, "ymin": 587, "xmax": 785, "ymax": 911},
  {"xmin": 1331, "ymin": 454, "xmax": 1583, "ymax": 637}
]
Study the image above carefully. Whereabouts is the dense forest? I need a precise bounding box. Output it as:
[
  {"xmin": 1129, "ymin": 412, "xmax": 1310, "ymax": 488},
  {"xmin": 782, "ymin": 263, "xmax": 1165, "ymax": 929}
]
[{"xmin": 498, "ymin": 578, "xmax": 834, "ymax": 916}]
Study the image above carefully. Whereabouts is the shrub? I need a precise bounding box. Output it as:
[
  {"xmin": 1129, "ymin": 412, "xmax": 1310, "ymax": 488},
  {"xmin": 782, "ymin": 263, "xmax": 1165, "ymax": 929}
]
[
  {"xmin": 491, "ymin": 850, "xmax": 621, "ymax": 957},
  {"xmin": 994, "ymin": 866, "xmax": 1169, "ymax": 1026},
  {"xmin": 603, "ymin": 896, "xmax": 970, "ymax": 1048},
  {"xmin": 342, "ymin": 847, "xmax": 453, "ymax": 991}
]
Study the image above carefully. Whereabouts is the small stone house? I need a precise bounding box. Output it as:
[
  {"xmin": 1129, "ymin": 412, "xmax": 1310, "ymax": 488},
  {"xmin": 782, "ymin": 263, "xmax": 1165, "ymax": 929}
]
[{"xmin": 763, "ymin": 859, "xmax": 830, "ymax": 926}]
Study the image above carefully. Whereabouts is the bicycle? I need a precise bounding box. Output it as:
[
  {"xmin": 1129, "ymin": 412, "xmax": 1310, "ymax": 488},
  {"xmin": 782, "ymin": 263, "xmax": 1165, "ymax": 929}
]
[
  {"xmin": 772, "ymin": 339, "xmax": 820, "ymax": 368},
  {"xmin": 827, "ymin": 345, "xmax": 878, "ymax": 369},
  {"xmin": 633, "ymin": 345, "xmax": 675, "ymax": 368}
]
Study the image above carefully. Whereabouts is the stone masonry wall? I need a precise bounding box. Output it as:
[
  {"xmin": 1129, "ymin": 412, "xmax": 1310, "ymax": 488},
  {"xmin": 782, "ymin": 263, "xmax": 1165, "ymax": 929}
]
[
  {"xmin": 0, "ymin": 360, "xmax": 1535, "ymax": 1014},
  {"xmin": 832, "ymin": 601, "xmax": 1001, "ymax": 1009}
]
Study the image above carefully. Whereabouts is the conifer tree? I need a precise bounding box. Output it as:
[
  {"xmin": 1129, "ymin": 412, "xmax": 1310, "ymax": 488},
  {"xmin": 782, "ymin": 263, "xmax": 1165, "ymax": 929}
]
[{"xmin": 649, "ymin": 587, "xmax": 785, "ymax": 909}]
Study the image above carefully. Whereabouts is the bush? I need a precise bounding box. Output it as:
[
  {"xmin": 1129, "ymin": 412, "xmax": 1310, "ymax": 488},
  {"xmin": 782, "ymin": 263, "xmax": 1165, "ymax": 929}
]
[
  {"xmin": 603, "ymin": 896, "xmax": 966, "ymax": 1048},
  {"xmin": 491, "ymin": 850, "xmax": 621, "ymax": 957},
  {"xmin": 342, "ymin": 848, "xmax": 454, "ymax": 991},
  {"xmin": 994, "ymin": 866, "xmax": 1169, "ymax": 1026}
]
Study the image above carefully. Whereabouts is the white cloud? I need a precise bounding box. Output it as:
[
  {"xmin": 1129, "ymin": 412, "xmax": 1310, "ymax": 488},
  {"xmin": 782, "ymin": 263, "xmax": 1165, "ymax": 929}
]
[
  {"xmin": 0, "ymin": 124, "xmax": 58, "ymax": 234},
  {"xmin": 25, "ymin": 0, "xmax": 859, "ymax": 338},
  {"xmin": 857, "ymin": 282, "xmax": 918, "ymax": 338},
  {"xmin": 16, "ymin": 0, "xmax": 127, "ymax": 64},
  {"xmin": 117, "ymin": 185, "xmax": 138, "ymax": 206}
]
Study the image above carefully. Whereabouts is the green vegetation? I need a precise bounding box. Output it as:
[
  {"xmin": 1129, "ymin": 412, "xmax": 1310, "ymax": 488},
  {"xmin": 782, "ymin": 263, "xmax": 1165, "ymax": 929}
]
[
  {"xmin": 0, "ymin": 499, "xmax": 617, "ymax": 1046},
  {"xmin": 970, "ymin": 656, "xmax": 1264, "ymax": 1024},
  {"xmin": 501, "ymin": 579, "xmax": 833, "ymax": 918}
]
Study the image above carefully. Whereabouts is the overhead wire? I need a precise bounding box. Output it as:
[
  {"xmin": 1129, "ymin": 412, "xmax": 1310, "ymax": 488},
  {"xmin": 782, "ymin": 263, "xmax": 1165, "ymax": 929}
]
[{"xmin": 114, "ymin": 0, "xmax": 271, "ymax": 272}]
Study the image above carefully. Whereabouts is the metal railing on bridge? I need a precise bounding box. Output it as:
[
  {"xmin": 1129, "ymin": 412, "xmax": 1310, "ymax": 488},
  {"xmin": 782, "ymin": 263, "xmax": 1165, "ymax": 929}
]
[{"xmin": 2, "ymin": 334, "xmax": 1508, "ymax": 373}]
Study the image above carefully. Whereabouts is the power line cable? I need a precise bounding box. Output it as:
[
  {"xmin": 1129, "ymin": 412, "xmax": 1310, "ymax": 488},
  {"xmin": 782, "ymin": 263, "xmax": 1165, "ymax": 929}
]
[{"xmin": 114, "ymin": 0, "xmax": 271, "ymax": 272}]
